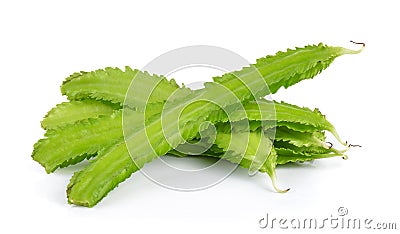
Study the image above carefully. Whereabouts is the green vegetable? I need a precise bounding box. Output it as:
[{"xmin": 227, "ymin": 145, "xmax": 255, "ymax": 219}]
[
  {"xmin": 32, "ymin": 42, "xmax": 363, "ymax": 207},
  {"xmin": 67, "ymin": 43, "xmax": 361, "ymax": 206}
]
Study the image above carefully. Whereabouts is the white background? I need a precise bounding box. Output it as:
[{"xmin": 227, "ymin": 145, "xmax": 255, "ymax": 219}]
[{"xmin": 1, "ymin": 0, "xmax": 399, "ymax": 233}]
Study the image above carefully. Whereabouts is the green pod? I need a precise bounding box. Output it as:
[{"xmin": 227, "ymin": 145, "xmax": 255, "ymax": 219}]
[{"xmin": 66, "ymin": 43, "xmax": 361, "ymax": 206}]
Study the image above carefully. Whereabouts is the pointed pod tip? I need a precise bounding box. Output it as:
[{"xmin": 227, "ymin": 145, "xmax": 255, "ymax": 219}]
[
  {"xmin": 344, "ymin": 40, "xmax": 365, "ymax": 54},
  {"xmin": 272, "ymin": 180, "xmax": 290, "ymax": 193},
  {"xmin": 270, "ymin": 173, "xmax": 290, "ymax": 193},
  {"xmin": 276, "ymin": 187, "xmax": 290, "ymax": 193},
  {"xmin": 283, "ymin": 188, "xmax": 290, "ymax": 193},
  {"xmin": 350, "ymin": 40, "xmax": 366, "ymax": 47}
]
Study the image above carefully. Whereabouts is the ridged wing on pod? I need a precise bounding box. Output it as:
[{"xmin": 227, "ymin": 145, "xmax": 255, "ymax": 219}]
[
  {"xmin": 41, "ymin": 100, "xmax": 118, "ymax": 130},
  {"xmin": 61, "ymin": 67, "xmax": 181, "ymax": 110}
]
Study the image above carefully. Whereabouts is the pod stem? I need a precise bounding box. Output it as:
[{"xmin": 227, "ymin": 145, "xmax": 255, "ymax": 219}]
[
  {"xmin": 329, "ymin": 127, "xmax": 347, "ymax": 146},
  {"xmin": 270, "ymin": 174, "xmax": 290, "ymax": 193}
]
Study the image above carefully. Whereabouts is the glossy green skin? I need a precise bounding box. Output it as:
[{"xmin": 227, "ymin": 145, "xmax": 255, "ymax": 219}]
[{"xmin": 33, "ymin": 43, "xmax": 361, "ymax": 206}]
